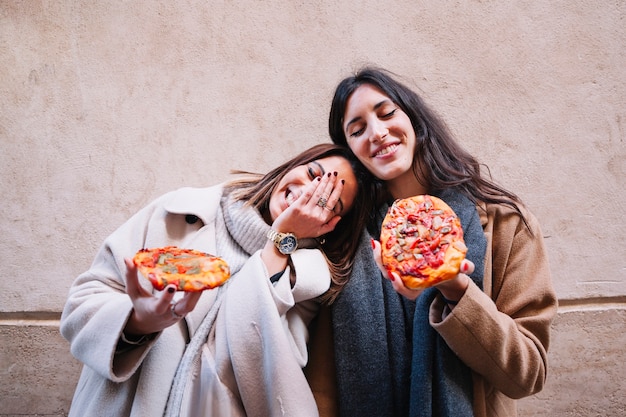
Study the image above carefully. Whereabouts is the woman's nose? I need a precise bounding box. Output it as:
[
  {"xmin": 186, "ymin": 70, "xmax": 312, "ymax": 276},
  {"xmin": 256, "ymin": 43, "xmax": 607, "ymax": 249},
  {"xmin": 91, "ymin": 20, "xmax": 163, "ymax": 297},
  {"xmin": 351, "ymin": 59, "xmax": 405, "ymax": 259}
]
[{"xmin": 369, "ymin": 120, "xmax": 388, "ymax": 143}]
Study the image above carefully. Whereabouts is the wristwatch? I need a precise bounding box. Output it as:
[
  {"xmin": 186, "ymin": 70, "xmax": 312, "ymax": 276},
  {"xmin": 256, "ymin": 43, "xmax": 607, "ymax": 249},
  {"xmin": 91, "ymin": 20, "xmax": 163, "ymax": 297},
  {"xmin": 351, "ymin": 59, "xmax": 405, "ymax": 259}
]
[{"xmin": 266, "ymin": 229, "xmax": 298, "ymax": 255}]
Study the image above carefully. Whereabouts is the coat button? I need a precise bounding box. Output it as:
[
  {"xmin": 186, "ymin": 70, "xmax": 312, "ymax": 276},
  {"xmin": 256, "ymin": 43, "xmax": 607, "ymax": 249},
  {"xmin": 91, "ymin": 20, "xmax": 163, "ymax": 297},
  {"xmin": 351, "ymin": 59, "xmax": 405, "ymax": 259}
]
[{"xmin": 185, "ymin": 214, "xmax": 199, "ymax": 224}]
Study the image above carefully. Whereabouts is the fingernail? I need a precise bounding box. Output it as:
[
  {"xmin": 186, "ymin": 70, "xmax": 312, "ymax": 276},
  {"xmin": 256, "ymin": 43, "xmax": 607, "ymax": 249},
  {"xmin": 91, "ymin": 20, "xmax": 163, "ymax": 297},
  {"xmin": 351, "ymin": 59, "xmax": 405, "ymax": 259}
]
[
  {"xmin": 167, "ymin": 287, "xmax": 175, "ymax": 294},
  {"xmin": 327, "ymin": 172, "xmax": 331, "ymax": 177},
  {"xmin": 388, "ymin": 271, "xmax": 395, "ymax": 281},
  {"xmin": 341, "ymin": 179, "xmax": 345, "ymax": 184},
  {"xmin": 316, "ymin": 176, "xmax": 321, "ymax": 181},
  {"xmin": 461, "ymin": 263, "xmax": 468, "ymax": 273},
  {"xmin": 370, "ymin": 238, "xmax": 375, "ymax": 249},
  {"xmin": 333, "ymin": 171, "xmax": 338, "ymax": 176}
]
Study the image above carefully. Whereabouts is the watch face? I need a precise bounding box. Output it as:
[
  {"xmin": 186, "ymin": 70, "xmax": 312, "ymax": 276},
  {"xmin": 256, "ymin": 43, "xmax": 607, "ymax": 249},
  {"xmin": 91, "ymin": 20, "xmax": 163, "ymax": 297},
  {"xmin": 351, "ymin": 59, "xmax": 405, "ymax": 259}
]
[{"xmin": 278, "ymin": 235, "xmax": 297, "ymax": 254}]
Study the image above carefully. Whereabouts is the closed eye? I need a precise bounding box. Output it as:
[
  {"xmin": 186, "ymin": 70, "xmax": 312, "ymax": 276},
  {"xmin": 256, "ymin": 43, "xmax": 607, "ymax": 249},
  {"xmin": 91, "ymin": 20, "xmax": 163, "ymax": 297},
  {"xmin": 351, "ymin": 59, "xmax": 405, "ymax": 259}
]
[
  {"xmin": 308, "ymin": 161, "xmax": 325, "ymax": 179},
  {"xmin": 382, "ymin": 109, "xmax": 397, "ymax": 118},
  {"xmin": 347, "ymin": 106, "xmax": 397, "ymax": 139},
  {"xmin": 349, "ymin": 126, "xmax": 365, "ymax": 138}
]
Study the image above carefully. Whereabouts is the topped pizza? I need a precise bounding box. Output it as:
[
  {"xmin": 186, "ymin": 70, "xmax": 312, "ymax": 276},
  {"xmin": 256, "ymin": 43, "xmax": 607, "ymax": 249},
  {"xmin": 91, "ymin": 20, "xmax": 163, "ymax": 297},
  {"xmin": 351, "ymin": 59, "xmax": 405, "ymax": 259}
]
[
  {"xmin": 380, "ymin": 195, "xmax": 467, "ymax": 290},
  {"xmin": 133, "ymin": 246, "xmax": 231, "ymax": 292}
]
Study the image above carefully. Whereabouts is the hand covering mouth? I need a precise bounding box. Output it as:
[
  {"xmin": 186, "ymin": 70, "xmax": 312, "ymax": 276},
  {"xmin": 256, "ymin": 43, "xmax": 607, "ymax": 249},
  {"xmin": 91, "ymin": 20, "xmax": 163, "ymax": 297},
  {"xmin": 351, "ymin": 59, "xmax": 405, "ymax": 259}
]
[{"xmin": 285, "ymin": 189, "xmax": 299, "ymax": 206}]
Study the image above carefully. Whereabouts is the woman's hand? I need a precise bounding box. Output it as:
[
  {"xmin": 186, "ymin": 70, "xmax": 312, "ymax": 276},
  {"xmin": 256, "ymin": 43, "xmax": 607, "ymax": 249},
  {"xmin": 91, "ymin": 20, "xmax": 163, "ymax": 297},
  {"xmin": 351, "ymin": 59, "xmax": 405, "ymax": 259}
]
[
  {"xmin": 370, "ymin": 238, "xmax": 474, "ymax": 303},
  {"xmin": 435, "ymin": 261, "xmax": 473, "ymax": 305},
  {"xmin": 261, "ymin": 172, "xmax": 347, "ymax": 279},
  {"xmin": 123, "ymin": 258, "xmax": 202, "ymax": 336},
  {"xmin": 272, "ymin": 172, "xmax": 346, "ymax": 239}
]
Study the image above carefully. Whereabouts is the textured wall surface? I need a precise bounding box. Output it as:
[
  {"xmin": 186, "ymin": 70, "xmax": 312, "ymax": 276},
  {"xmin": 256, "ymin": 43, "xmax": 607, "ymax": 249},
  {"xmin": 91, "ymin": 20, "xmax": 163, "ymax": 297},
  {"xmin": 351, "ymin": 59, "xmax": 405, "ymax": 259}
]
[{"xmin": 1, "ymin": 1, "xmax": 625, "ymax": 415}]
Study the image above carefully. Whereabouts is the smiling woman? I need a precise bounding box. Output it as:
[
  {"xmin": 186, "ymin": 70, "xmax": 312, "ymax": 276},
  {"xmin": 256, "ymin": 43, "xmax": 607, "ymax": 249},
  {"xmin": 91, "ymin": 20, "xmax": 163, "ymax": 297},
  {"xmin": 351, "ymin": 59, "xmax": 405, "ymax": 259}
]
[
  {"xmin": 268, "ymin": 156, "xmax": 358, "ymax": 222},
  {"xmin": 308, "ymin": 67, "xmax": 559, "ymax": 417},
  {"xmin": 59, "ymin": 143, "xmax": 376, "ymax": 417},
  {"xmin": 341, "ymin": 84, "xmax": 421, "ymax": 198}
]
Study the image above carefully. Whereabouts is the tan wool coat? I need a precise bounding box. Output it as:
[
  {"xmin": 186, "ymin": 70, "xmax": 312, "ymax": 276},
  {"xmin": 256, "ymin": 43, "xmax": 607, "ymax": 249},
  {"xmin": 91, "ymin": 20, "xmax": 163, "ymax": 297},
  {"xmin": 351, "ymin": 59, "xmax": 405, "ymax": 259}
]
[{"xmin": 306, "ymin": 201, "xmax": 558, "ymax": 417}]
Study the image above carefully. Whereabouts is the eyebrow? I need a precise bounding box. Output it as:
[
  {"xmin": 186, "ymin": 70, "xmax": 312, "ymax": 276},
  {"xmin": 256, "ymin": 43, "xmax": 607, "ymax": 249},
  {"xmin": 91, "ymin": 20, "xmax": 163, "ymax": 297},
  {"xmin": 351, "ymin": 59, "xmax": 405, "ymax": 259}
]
[
  {"xmin": 344, "ymin": 99, "xmax": 391, "ymax": 130},
  {"xmin": 314, "ymin": 160, "xmax": 345, "ymax": 214}
]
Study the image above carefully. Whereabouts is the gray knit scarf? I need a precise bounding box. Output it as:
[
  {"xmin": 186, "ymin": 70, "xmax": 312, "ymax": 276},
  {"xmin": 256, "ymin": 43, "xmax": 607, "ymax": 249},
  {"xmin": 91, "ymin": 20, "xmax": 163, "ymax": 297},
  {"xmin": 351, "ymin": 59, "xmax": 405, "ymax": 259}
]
[
  {"xmin": 164, "ymin": 191, "xmax": 269, "ymax": 417},
  {"xmin": 331, "ymin": 189, "xmax": 487, "ymax": 417}
]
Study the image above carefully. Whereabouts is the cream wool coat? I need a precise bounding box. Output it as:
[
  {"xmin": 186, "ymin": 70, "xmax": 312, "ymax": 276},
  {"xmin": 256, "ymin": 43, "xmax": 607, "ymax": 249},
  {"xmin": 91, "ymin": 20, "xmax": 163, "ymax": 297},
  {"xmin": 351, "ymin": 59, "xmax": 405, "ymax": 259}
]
[
  {"xmin": 307, "ymin": 201, "xmax": 558, "ymax": 417},
  {"xmin": 60, "ymin": 185, "xmax": 329, "ymax": 417}
]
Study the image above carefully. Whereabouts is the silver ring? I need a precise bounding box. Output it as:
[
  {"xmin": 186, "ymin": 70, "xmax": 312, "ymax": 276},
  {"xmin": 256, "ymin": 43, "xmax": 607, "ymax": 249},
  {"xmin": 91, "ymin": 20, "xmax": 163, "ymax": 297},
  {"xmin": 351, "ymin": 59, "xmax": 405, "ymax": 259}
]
[
  {"xmin": 170, "ymin": 301, "xmax": 184, "ymax": 319},
  {"xmin": 323, "ymin": 205, "xmax": 334, "ymax": 212},
  {"xmin": 316, "ymin": 197, "xmax": 328, "ymax": 207}
]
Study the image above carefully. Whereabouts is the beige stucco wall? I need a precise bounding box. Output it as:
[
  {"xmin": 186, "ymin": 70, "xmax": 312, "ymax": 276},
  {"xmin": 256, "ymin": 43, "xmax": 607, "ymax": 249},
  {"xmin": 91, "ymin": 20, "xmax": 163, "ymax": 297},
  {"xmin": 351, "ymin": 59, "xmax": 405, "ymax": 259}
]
[{"xmin": 1, "ymin": 1, "xmax": 624, "ymax": 415}]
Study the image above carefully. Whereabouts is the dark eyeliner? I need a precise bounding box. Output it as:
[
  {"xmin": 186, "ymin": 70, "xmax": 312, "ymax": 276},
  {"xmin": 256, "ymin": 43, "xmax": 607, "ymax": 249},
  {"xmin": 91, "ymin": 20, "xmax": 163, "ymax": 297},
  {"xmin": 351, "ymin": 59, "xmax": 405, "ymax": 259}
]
[
  {"xmin": 383, "ymin": 109, "xmax": 397, "ymax": 118},
  {"xmin": 350, "ymin": 127, "xmax": 364, "ymax": 137},
  {"xmin": 311, "ymin": 161, "xmax": 325, "ymax": 176}
]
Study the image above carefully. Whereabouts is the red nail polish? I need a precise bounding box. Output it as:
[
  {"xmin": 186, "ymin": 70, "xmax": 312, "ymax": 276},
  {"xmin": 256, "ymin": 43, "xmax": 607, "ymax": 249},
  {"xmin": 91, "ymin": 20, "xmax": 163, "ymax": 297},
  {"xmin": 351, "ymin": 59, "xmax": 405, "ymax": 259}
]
[
  {"xmin": 370, "ymin": 238, "xmax": 375, "ymax": 249},
  {"xmin": 341, "ymin": 179, "xmax": 345, "ymax": 184},
  {"xmin": 167, "ymin": 287, "xmax": 175, "ymax": 294},
  {"xmin": 333, "ymin": 171, "xmax": 338, "ymax": 176}
]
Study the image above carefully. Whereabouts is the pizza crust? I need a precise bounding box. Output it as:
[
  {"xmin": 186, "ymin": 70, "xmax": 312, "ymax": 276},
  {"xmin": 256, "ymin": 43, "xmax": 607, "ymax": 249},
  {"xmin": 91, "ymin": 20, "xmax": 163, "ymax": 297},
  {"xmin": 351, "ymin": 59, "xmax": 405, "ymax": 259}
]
[{"xmin": 380, "ymin": 195, "xmax": 467, "ymax": 290}]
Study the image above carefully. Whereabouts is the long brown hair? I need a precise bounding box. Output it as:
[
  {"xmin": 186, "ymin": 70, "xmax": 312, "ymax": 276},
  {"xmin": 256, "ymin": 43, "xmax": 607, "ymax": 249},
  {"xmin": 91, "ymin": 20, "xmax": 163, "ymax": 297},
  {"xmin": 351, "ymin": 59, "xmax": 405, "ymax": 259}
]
[
  {"xmin": 225, "ymin": 143, "xmax": 377, "ymax": 304},
  {"xmin": 329, "ymin": 66, "xmax": 528, "ymax": 227}
]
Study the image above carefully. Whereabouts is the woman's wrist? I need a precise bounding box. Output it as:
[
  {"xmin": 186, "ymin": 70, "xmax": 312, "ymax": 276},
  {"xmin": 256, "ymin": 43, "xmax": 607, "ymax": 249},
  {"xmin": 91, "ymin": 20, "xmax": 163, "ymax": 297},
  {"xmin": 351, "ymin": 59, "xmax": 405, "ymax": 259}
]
[
  {"xmin": 121, "ymin": 331, "xmax": 152, "ymax": 345},
  {"xmin": 437, "ymin": 274, "xmax": 470, "ymax": 304},
  {"xmin": 440, "ymin": 295, "xmax": 459, "ymax": 306},
  {"xmin": 261, "ymin": 242, "xmax": 289, "ymax": 276}
]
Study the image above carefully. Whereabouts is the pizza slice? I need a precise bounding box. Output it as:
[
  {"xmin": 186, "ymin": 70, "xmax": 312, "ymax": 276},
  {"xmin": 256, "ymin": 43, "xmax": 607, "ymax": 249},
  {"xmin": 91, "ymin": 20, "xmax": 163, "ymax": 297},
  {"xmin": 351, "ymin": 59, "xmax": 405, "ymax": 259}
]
[
  {"xmin": 133, "ymin": 246, "xmax": 230, "ymax": 292},
  {"xmin": 380, "ymin": 195, "xmax": 467, "ymax": 290}
]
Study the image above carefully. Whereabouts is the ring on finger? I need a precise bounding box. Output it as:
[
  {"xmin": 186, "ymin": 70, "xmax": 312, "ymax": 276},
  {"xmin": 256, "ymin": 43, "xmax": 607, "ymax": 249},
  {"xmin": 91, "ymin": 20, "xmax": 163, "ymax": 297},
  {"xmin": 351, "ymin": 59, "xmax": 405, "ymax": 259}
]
[
  {"xmin": 323, "ymin": 205, "xmax": 334, "ymax": 212},
  {"xmin": 170, "ymin": 301, "xmax": 184, "ymax": 319},
  {"xmin": 316, "ymin": 197, "xmax": 328, "ymax": 207}
]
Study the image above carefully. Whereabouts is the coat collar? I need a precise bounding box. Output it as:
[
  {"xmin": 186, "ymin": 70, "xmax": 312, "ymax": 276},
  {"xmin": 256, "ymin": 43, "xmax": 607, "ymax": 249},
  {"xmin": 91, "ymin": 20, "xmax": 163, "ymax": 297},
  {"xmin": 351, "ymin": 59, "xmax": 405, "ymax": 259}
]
[{"xmin": 162, "ymin": 184, "xmax": 224, "ymax": 225}]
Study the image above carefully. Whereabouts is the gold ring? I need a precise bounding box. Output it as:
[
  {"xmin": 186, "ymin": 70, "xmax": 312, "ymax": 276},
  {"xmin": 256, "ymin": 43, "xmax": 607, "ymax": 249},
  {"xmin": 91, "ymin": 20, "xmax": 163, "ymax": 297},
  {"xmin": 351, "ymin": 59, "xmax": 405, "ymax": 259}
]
[
  {"xmin": 317, "ymin": 197, "xmax": 328, "ymax": 207},
  {"xmin": 170, "ymin": 301, "xmax": 184, "ymax": 319}
]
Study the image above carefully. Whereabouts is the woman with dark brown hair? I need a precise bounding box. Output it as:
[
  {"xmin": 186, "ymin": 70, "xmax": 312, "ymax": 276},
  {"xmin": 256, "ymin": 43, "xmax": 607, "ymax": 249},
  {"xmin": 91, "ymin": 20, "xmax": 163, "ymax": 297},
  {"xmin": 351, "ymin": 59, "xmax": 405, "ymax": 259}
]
[{"xmin": 309, "ymin": 67, "xmax": 557, "ymax": 417}]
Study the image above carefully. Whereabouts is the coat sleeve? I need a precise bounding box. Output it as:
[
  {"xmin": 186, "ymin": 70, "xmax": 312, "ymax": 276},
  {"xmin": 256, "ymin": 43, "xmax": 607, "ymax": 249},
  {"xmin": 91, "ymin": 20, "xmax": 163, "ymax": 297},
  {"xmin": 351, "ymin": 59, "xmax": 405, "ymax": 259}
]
[
  {"xmin": 430, "ymin": 205, "xmax": 558, "ymax": 399},
  {"xmin": 272, "ymin": 248, "xmax": 332, "ymax": 365},
  {"xmin": 59, "ymin": 192, "xmax": 176, "ymax": 382},
  {"xmin": 223, "ymin": 250, "xmax": 327, "ymax": 417}
]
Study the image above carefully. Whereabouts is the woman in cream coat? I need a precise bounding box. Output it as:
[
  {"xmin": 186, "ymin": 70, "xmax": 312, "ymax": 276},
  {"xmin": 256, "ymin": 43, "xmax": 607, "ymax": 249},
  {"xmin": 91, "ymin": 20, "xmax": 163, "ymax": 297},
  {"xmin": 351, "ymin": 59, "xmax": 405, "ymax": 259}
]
[{"xmin": 60, "ymin": 144, "xmax": 373, "ymax": 417}]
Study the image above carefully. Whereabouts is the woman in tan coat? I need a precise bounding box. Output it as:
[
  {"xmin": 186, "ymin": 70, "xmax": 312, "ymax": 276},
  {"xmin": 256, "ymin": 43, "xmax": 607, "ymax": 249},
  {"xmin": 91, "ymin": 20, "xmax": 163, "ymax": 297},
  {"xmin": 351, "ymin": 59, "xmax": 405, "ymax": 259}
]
[
  {"xmin": 306, "ymin": 67, "xmax": 558, "ymax": 417},
  {"xmin": 60, "ymin": 144, "xmax": 374, "ymax": 417}
]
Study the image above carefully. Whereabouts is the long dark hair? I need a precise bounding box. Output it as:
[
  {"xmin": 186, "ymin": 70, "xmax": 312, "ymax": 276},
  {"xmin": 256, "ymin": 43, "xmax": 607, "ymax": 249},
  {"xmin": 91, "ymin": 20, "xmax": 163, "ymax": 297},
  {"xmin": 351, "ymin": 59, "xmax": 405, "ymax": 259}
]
[
  {"xmin": 225, "ymin": 143, "xmax": 376, "ymax": 304},
  {"xmin": 329, "ymin": 66, "xmax": 527, "ymax": 225}
]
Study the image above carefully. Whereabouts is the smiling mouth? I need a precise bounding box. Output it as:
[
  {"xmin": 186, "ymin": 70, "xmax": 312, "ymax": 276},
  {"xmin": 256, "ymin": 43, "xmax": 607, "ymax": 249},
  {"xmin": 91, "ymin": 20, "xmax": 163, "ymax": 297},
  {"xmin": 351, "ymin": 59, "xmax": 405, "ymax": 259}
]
[
  {"xmin": 374, "ymin": 143, "xmax": 398, "ymax": 157},
  {"xmin": 285, "ymin": 189, "xmax": 298, "ymax": 206}
]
